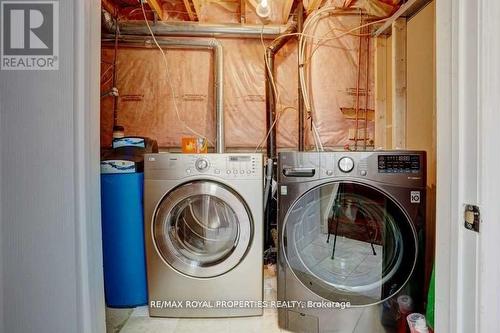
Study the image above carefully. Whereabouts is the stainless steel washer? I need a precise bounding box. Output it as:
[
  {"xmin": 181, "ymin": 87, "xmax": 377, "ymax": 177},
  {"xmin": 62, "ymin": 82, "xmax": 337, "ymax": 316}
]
[
  {"xmin": 144, "ymin": 153, "xmax": 263, "ymax": 317},
  {"xmin": 277, "ymin": 151, "xmax": 427, "ymax": 333}
]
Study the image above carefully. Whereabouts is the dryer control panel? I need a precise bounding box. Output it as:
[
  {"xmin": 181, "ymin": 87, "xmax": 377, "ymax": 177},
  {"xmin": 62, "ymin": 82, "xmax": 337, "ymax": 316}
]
[{"xmin": 144, "ymin": 153, "xmax": 263, "ymax": 180}]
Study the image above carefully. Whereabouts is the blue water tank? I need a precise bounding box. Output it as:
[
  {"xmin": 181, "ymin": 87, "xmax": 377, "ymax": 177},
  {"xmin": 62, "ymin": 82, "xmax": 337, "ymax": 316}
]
[{"xmin": 100, "ymin": 137, "xmax": 157, "ymax": 308}]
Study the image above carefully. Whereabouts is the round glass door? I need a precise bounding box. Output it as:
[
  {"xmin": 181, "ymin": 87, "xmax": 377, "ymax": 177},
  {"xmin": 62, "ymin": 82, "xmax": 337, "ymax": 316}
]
[
  {"xmin": 153, "ymin": 181, "xmax": 253, "ymax": 278},
  {"xmin": 283, "ymin": 182, "xmax": 417, "ymax": 306}
]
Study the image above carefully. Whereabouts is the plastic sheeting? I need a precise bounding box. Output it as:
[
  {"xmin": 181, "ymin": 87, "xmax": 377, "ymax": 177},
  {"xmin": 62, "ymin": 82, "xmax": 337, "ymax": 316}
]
[
  {"xmin": 198, "ymin": 0, "xmax": 240, "ymax": 23},
  {"xmin": 101, "ymin": 39, "xmax": 286, "ymax": 149},
  {"xmin": 100, "ymin": 16, "xmax": 375, "ymax": 150},
  {"xmin": 196, "ymin": 0, "xmax": 293, "ymax": 24},
  {"xmin": 307, "ymin": 0, "xmax": 401, "ymax": 17},
  {"xmin": 306, "ymin": 14, "xmax": 375, "ymax": 148},
  {"xmin": 113, "ymin": 0, "xmax": 192, "ymax": 21}
]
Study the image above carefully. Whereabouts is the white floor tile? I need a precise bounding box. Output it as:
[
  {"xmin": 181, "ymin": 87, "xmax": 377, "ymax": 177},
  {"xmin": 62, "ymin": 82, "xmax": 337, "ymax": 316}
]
[{"xmin": 116, "ymin": 274, "xmax": 283, "ymax": 333}]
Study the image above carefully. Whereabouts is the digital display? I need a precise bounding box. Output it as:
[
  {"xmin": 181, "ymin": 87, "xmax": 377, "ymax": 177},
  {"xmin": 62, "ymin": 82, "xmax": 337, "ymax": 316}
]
[
  {"xmin": 229, "ymin": 156, "xmax": 251, "ymax": 162},
  {"xmin": 378, "ymin": 155, "xmax": 420, "ymax": 173}
]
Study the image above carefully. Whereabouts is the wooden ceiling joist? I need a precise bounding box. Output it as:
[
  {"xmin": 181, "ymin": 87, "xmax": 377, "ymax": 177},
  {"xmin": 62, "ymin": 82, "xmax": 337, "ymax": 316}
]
[
  {"xmin": 282, "ymin": 0, "xmax": 295, "ymax": 23},
  {"xmin": 240, "ymin": 0, "xmax": 246, "ymax": 23},
  {"xmin": 146, "ymin": 0, "xmax": 165, "ymax": 20},
  {"xmin": 182, "ymin": 0, "xmax": 198, "ymax": 21},
  {"xmin": 102, "ymin": 0, "xmax": 118, "ymax": 16},
  {"xmin": 191, "ymin": 0, "xmax": 202, "ymax": 18}
]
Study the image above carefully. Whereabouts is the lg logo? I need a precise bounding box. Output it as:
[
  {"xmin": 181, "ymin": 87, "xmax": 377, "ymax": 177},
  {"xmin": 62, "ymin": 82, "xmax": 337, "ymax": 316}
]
[
  {"xmin": 410, "ymin": 191, "xmax": 421, "ymax": 204},
  {"xmin": 1, "ymin": 1, "xmax": 58, "ymax": 70}
]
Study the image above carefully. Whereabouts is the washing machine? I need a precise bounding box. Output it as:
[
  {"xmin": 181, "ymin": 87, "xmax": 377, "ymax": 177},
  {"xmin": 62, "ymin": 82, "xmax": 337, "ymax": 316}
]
[
  {"xmin": 277, "ymin": 151, "xmax": 426, "ymax": 333},
  {"xmin": 144, "ymin": 153, "xmax": 263, "ymax": 317}
]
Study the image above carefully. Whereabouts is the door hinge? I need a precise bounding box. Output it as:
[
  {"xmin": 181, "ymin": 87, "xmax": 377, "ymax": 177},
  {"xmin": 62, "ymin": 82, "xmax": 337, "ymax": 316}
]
[{"xmin": 464, "ymin": 204, "xmax": 480, "ymax": 232}]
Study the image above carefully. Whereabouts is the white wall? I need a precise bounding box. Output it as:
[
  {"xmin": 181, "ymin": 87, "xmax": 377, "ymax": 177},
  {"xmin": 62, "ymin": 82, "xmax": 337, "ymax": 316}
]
[
  {"xmin": 0, "ymin": 0, "xmax": 104, "ymax": 332},
  {"xmin": 0, "ymin": 0, "xmax": 76, "ymax": 328},
  {"xmin": 0, "ymin": 103, "xmax": 4, "ymax": 333}
]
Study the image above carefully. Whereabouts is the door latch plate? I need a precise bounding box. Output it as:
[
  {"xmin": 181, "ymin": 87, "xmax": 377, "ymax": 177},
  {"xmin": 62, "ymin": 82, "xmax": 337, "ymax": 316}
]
[{"xmin": 464, "ymin": 204, "xmax": 480, "ymax": 232}]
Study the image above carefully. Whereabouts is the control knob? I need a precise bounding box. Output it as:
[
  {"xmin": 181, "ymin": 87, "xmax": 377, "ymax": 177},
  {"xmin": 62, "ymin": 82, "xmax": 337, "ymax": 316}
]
[
  {"xmin": 195, "ymin": 158, "xmax": 210, "ymax": 172},
  {"xmin": 338, "ymin": 157, "xmax": 355, "ymax": 173}
]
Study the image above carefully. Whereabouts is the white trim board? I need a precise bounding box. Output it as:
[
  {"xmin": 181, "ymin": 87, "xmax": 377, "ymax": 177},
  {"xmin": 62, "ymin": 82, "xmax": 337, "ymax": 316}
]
[
  {"xmin": 477, "ymin": 0, "xmax": 500, "ymax": 331},
  {"xmin": 435, "ymin": 0, "xmax": 459, "ymax": 331},
  {"xmin": 74, "ymin": 0, "xmax": 106, "ymax": 332},
  {"xmin": 72, "ymin": 0, "xmax": 500, "ymax": 332},
  {"xmin": 436, "ymin": 0, "xmax": 500, "ymax": 332}
]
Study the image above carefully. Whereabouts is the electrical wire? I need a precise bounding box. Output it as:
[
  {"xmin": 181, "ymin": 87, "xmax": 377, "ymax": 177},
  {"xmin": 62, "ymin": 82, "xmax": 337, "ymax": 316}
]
[
  {"xmin": 140, "ymin": 1, "xmax": 214, "ymax": 147},
  {"xmin": 255, "ymin": 106, "xmax": 297, "ymax": 153},
  {"xmin": 354, "ymin": 12, "xmax": 364, "ymax": 151},
  {"xmin": 112, "ymin": 15, "xmax": 120, "ymax": 127},
  {"xmin": 363, "ymin": 31, "xmax": 371, "ymax": 150},
  {"xmin": 297, "ymin": 6, "xmax": 390, "ymax": 151},
  {"xmin": 261, "ymin": 25, "xmax": 281, "ymax": 115},
  {"xmin": 303, "ymin": 16, "xmax": 389, "ymax": 66},
  {"xmin": 101, "ymin": 63, "xmax": 114, "ymax": 88},
  {"xmin": 254, "ymin": 24, "xmax": 289, "ymax": 152},
  {"xmin": 255, "ymin": 7, "xmax": 385, "ymax": 152}
]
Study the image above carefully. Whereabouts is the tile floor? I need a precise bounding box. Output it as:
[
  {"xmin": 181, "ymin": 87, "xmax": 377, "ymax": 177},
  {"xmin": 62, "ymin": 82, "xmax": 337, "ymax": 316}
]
[
  {"xmin": 301, "ymin": 234, "xmax": 383, "ymax": 298},
  {"xmin": 106, "ymin": 236, "xmax": 387, "ymax": 332},
  {"xmin": 106, "ymin": 269, "xmax": 289, "ymax": 333}
]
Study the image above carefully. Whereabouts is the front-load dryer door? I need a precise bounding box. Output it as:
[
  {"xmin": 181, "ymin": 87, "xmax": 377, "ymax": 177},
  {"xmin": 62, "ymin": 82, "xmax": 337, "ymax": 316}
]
[
  {"xmin": 153, "ymin": 180, "xmax": 253, "ymax": 278},
  {"xmin": 282, "ymin": 181, "xmax": 418, "ymax": 306}
]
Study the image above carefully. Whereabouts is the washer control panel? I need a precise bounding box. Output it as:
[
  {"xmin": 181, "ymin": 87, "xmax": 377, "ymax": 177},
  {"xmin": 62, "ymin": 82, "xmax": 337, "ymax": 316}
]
[
  {"xmin": 222, "ymin": 155, "xmax": 258, "ymax": 177},
  {"xmin": 145, "ymin": 153, "xmax": 263, "ymax": 180}
]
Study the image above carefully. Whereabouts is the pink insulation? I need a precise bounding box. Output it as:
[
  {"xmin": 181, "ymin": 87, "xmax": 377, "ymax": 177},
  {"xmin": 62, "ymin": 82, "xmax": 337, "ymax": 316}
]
[
  {"xmin": 198, "ymin": 1, "xmax": 241, "ymax": 23},
  {"xmin": 101, "ymin": 39, "xmax": 276, "ymax": 149},
  {"xmin": 101, "ymin": 10, "xmax": 376, "ymax": 150},
  {"xmin": 195, "ymin": 0, "xmax": 293, "ymax": 24},
  {"xmin": 314, "ymin": 0, "xmax": 401, "ymax": 17},
  {"xmin": 305, "ymin": 14, "xmax": 375, "ymax": 148}
]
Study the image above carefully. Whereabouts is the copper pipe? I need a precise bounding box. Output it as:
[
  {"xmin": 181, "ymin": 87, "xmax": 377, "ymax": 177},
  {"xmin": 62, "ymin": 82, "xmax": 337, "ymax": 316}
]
[
  {"xmin": 363, "ymin": 33, "xmax": 371, "ymax": 150},
  {"xmin": 354, "ymin": 14, "xmax": 363, "ymax": 151}
]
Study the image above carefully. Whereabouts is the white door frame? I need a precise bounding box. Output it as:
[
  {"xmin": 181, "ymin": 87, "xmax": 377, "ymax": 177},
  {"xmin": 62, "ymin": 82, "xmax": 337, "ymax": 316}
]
[
  {"xmin": 436, "ymin": 0, "xmax": 500, "ymax": 332},
  {"xmin": 75, "ymin": 0, "xmax": 106, "ymax": 332},
  {"xmin": 435, "ymin": 0, "xmax": 459, "ymax": 331},
  {"xmin": 76, "ymin": 0, "xmax": 500, "ymax": 332},
  {"xmin": 476, "ymin": 0, "xmax": 500, "ymax": 331}
]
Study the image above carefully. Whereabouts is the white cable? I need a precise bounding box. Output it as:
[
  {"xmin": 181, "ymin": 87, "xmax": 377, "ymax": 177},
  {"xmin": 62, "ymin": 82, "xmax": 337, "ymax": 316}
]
[
  {"xmin": 297, "ymin": 6, "xmax": 388, "ymax": 151},
  {"xmin": 140, "ymin": 2, "xmax": 214, "ymax": 146},
  {"xmin": 255, "ymin": 24, "xmax": 288, "ymax": 153},
  {"xmin": 255, "ymin": 106, "xmax": 296, "ymax": 153},
  {"xmin": 299, "ymin": 7, "xmax": 355, "ymax": 148}
]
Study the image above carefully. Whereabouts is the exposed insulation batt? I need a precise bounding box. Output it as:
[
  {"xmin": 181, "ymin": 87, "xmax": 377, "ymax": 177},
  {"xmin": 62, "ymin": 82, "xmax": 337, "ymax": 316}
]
[{"xmin": 101, "ymin": 16, "xmax": 375, "ymax": 149}]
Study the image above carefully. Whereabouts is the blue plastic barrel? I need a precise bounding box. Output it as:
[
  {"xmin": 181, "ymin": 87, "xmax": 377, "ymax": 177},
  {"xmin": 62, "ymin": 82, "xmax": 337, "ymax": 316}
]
[{"xmin": 101, "ymin": 172, "xmax": 147, "ymax": 307}]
